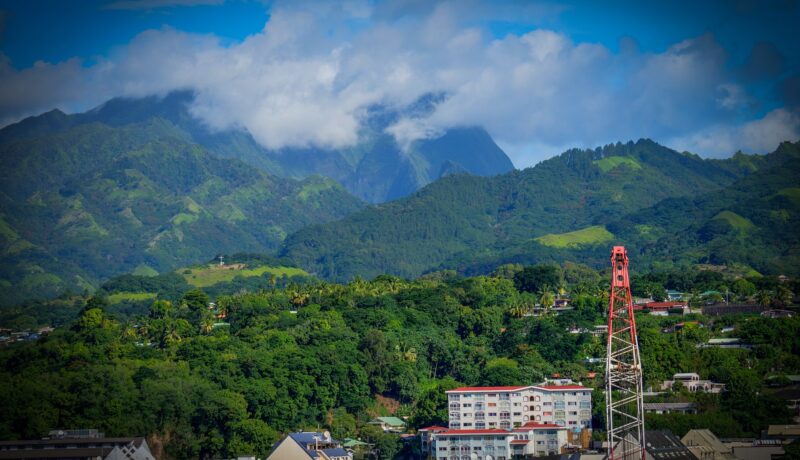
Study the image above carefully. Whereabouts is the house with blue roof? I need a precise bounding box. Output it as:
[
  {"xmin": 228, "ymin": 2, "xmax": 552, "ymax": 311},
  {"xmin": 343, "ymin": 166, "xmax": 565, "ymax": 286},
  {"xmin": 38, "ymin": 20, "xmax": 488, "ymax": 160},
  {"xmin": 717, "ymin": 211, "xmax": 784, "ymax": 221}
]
[{"xmin": 266, "ymin": 431, "xmax": 351, "ymax": 460}]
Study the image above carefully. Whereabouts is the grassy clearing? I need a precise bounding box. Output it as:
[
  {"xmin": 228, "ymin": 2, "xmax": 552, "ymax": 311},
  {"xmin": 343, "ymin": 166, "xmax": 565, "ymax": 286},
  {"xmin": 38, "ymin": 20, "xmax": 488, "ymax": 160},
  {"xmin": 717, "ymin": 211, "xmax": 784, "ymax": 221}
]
[
  {"xmin": 296, "ymin": 179, "xmax": 337, "ymax": 202},
  {"xmin": 132, "ymin": 264, "xmax": 159, "ymax": 277},
  {"xmin": 593, "ymin": 156, "xmax": 642, "ymax": 173},
  {"xmin": 182, "ymin": 264, "xmax": 309, "ymax": 287},
  {"xmin": 712, "ymin": 211, "xmax": 755, "ymax": 231},
  {"xmin": 776, "ymin": 187, "xmax": 800, "ymax": 206},
  {"xmin": 108, "ymin": 292, "xmax": 157, "ymax": 304},
  {"xmin": 535, "ymin": 225, "xmax": 614, "ymax": 248}
]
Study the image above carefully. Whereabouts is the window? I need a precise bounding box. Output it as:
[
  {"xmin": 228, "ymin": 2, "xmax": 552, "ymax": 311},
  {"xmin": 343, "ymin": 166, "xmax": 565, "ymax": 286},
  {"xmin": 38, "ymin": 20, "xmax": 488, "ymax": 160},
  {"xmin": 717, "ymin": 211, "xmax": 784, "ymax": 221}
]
[
  {"xmin": 488, "ymin": 403, "xmax": 497, "ymax": 407},
  {"xmin": 523, "ymin": 406, "xmax": 528, "ymax": 411},
  {"xmin": 500, "ymin": 421, "xmax": 511, "ymax": 429},
  {"xmin": 513, "ymin": 412, "xmax": 521, "ymax": 416},
  {"xmin": 543, "ymin": 402, "xmax": 552, "ymax": 406},
  {"xmin": 488, "ymin": 394, "xmax": 497, "ymax": 397},
  {"xmin": 463, "ymin": 423, "xmax": 472, "ymax": 427},
  {"xmin": 463, "ymin": 403, "xmax": 472, "ymax": 408},
  {"xmin": 523, "ymin": 396, "xmax": 529, "ymax": 402},
  {"xmin": 568, "ymin": 402, "xmax": 577, "ymax": 406},
  {"xmin": 476, "ymin": 422, "xmax": 485, "ymax": 429}
]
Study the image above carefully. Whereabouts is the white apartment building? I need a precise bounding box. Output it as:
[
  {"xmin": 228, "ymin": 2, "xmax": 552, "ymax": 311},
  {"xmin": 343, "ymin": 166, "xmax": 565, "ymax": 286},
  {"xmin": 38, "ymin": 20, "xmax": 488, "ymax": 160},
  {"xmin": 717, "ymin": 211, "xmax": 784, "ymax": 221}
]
[
  {"xmin": 429, "ymin": 422, "xmax": 568, "ymax": 460},
  {"xmin": 446, "ymin": 381, "xmax": 593, "ymax": 433}
]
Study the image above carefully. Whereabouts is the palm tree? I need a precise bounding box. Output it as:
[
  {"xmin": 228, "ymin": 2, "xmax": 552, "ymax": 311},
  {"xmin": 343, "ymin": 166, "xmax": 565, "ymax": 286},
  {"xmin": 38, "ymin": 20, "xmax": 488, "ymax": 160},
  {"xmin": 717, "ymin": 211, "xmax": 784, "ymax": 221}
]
[
  {"xmin": 122, "ymin": 322, "xmax": 138, "ymax": 340},
  {"xmin": 538, "ymin": 286, "xmax": 555, "ymax": 315},
  {"xmin": 756, "ymin": 290, "xmax": 773, "ymax": 307},
  {"xmin": 200, "ymin": 317, "xmax": 215, "ymax": 335},
  {"xmin": 508, "ymin": 302, "xmax": 526, "ymax": 318}
]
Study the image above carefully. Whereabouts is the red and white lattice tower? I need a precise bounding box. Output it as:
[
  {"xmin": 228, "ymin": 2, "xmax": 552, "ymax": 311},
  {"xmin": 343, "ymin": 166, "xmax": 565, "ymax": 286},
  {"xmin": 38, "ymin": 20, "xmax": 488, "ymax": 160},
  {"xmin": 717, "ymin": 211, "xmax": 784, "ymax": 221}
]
[{"xmin": 605, "ymin": 246, "xmax": 646, "ymax": 460}]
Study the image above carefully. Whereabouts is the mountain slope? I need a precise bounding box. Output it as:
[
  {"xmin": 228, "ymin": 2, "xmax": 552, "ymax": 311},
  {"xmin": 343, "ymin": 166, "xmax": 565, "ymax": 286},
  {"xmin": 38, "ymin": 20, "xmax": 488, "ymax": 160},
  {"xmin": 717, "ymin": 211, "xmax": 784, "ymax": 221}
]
[
  {"xmin": 0, "ymin": 119, "xmax": 363, "ymax": 305},
  {"xmin": 5, "ymin": 92, "xmax": 515, "ymax": 203},
  {"xmin": 608, "ymin": 141, "xmax": 800, "ymax": 274},
  {"xmin": 279, "ymin": 139, "xmax": 775, "ymax": 280}
]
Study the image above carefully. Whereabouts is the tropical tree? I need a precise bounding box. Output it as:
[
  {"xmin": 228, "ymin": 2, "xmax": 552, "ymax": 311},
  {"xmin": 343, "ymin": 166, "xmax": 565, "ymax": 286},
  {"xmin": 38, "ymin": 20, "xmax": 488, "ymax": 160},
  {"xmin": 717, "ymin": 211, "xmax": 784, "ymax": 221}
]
[{"xmin": 756, "ymin": 290, "xmax": 773, "ymax": 307}]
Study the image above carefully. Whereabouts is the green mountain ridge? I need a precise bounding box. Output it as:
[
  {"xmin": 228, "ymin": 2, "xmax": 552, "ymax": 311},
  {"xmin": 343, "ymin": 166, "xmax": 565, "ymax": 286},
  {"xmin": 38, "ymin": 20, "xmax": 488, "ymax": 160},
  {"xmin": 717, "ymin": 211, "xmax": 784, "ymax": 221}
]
[
  {"xmin": 280, "ymin": 139, "xmax": 799, "ymax": 280},
  {"xmin": 0, "ymin": 119, "xmax": 363, "ymax": 306},
  {"xmin": 4, "ymin": 92, "xmax": 515, "ymax": 203}
]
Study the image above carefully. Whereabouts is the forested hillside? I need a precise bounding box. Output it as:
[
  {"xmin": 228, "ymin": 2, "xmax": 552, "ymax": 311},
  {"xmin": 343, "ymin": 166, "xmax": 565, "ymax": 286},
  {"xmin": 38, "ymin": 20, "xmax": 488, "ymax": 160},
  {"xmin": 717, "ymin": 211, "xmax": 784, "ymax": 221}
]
[
  {"xmin": 281, "ymin": 139, "xmax": 780, "ymax": 280},
  {"xmin": 452, "ymin": 142, "xmax": 800, "ymax": 276},
  {"xmin": 0, "ymin": 119, "xmax": 363, "ymax": 305},
  {"xmin": 0, "ymin": 265, "xmax": 796, "ymax": 459}
]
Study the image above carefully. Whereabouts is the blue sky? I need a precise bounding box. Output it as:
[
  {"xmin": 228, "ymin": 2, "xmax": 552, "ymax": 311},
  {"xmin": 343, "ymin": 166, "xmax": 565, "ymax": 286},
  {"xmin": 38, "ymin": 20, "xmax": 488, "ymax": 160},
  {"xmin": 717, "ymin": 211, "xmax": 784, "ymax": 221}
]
[{"xmin": 1, "ymin": 0, "xmax": 798, "ymax": 166}]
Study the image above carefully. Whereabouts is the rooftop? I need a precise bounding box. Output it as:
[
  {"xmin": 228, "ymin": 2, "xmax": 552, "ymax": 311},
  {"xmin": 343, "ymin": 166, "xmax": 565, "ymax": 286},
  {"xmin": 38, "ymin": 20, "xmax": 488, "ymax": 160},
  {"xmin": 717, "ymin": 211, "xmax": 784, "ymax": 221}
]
[
  {"xmin": 448, "ymin": 386, "xmax": 527, "ymax": 393},
  {"xmin": 369, "ymin": 416, "xmax": 405, "ymax": 426},
  {"xmin": 515, "ymin": 422, "xmax": 565, "ymax": 430},
  {"xmin": 643, "ymin": 402, "xmax": 697, "ymax": 411},
  {"xmin": 767, "ymin": 425, "xmax": 800, "ymax": 436},
  {"xmin": 417, "ymin": 426, "xmax": 448, "ymax": 432},
  {"xmin": 435, "ymin": 429, "xmax": 513, "ymax": 436}
]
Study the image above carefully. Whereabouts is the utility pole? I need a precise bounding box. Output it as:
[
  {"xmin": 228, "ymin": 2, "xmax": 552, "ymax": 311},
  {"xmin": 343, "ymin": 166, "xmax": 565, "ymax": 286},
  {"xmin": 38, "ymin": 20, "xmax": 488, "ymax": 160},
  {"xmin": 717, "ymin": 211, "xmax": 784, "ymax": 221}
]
[{"xmin": 605, "ymin": 246, "xmax": 646, "ymax": 460}]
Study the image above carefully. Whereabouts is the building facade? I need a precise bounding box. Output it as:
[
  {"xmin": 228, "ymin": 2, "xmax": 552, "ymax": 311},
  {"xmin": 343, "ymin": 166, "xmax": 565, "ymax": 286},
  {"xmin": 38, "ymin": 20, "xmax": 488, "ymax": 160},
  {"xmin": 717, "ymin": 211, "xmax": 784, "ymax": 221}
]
[
  {"xmin": 659, "ymin": 373, "xmax": 725, "ymax": 393},
  {"xmin": 445, "ymin": 382, "xmax": 592, "ymax": 433},
  {"xmin": 429, "ymin": 422, "xmax": 568, "ymax": 460}
]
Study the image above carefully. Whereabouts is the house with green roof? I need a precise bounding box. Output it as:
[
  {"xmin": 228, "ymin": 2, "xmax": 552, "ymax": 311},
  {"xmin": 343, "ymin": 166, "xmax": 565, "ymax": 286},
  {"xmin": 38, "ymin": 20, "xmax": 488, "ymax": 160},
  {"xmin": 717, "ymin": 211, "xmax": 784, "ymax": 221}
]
[{"xmin": 368, "ymin": 416, "xmax": 406, "ymax": 433}]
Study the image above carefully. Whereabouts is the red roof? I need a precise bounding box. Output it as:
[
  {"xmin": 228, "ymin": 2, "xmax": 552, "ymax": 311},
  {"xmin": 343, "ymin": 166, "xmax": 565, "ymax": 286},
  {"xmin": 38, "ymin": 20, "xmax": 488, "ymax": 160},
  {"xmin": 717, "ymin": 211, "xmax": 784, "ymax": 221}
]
[
  {"xmin": 447, "ymin": 386, "xmax": 527, "ymax": 393},
  {"xmin": 435, "ymin": 429, "xmax": 512, "ymax": 436},
  {"xmin": 418, "ymin": 426, "xmax": 448, "ymax": 432},
  {"xmin": 646, "ymin": 301, "xmax": 687, "ymax": 309},
  {"xmin": 535, "ymin": 385, "xmax": 590, "ymax": 391},
  {"xmin": 517, "ymin": 422, "xmax": 564, "ymax": 429}
]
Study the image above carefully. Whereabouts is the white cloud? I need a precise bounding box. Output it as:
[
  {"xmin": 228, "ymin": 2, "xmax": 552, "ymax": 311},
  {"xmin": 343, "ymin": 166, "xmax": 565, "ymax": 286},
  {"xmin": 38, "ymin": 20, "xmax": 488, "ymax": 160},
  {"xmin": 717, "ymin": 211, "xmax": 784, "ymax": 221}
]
[
  {"xmin": 0, "ymin": 1, "xmax": 797, "ymax": 166},
  {"xmin": 668, "ymin": 108, "xmax": 800, "ymax": 157}
]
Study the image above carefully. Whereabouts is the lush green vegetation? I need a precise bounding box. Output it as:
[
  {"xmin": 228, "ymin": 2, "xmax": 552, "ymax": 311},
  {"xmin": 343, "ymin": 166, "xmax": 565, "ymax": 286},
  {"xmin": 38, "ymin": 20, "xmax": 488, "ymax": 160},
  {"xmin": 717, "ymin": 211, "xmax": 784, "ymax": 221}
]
[
  {"xmin": 0, "ymin": 263, "xmax": 796, "ymax": 459},
  {"xmin": 593, "ymin": 156, "xmax": 642, "ymax": 172},
  {"xmin": 535, "ymin": 225, "xmax": 614, "ymax": 248},
  {"xmin": 107, "ymin": 292, "xmax": 157, "ymax": 304},
  {"xmin": 281, "ymin": 139, "xmax": 799, "ymax": 281},
  {"xmin": 0, "ymin": 117, "xmax": 363, "ymax": 306},
  {"xmin": 182, "ymin": 264, "xmax": 308, "ymax": 288}
]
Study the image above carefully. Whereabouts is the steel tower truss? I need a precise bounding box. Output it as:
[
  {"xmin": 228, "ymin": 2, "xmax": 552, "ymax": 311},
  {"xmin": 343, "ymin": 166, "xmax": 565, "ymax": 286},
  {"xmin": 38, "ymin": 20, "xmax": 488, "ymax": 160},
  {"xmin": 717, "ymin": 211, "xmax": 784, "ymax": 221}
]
[{"xmin": 605, "ymin": 246, "xmax": 646, "ymax": 460}]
